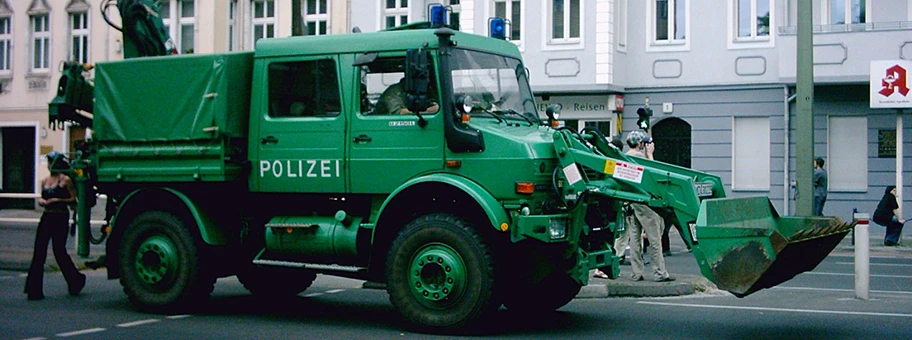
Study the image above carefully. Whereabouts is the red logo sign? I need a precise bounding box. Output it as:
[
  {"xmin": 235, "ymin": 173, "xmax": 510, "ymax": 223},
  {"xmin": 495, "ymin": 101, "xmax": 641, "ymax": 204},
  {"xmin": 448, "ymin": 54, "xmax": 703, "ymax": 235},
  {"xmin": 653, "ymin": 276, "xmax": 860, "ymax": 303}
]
[{"xmin": 879, "ymin": 64, "xmax": 910, "ymax": 97}]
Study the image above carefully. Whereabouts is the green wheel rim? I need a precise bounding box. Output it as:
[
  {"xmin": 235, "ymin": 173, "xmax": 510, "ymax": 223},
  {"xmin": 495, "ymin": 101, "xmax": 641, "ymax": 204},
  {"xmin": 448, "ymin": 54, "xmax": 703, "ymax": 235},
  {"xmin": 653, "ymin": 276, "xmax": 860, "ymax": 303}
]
[
  {"xmin": 408, "ymin": 243, "xmax": 467, "ymax": 307},
  {"xmin": 134, "ymin": 235, "xmax": 177, "ymax": 286}
]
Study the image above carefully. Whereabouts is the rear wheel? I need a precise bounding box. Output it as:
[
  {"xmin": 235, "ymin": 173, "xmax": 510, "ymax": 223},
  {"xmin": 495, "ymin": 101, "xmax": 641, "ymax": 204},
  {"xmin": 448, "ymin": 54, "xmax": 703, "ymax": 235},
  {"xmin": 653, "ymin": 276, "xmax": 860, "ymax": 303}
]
[
  {"xmin": 118, "ymin": 211, "xmax": 215, "ymax": 313},
  {"xmin": 386, "ymin": 213, "xmax": 497, "ymax": 332}
]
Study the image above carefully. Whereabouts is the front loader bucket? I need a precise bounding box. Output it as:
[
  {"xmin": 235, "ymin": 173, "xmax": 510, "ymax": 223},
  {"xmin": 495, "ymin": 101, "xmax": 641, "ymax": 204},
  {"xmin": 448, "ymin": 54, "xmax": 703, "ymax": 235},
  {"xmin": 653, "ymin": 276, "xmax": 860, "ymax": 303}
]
[{"xmin": 691, "ymin": 197, "xmax": 854, "ymax": 297}]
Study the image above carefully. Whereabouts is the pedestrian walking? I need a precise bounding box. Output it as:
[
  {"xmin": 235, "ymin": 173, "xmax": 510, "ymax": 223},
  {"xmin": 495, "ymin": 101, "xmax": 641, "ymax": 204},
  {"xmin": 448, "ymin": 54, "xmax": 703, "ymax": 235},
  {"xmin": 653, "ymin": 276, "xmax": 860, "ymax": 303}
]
[{"xmin": 24, "ymin": 152, "xmax": 86, "ymax": 300}]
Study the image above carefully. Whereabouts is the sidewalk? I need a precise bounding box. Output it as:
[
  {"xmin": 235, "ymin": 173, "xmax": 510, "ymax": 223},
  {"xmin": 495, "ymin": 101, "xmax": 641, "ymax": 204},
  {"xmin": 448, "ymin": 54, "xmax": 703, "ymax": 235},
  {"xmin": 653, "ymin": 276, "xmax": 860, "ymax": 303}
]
[{"xmin": 2, "ymin": 207, "xmax": 909, "ymax": 299}]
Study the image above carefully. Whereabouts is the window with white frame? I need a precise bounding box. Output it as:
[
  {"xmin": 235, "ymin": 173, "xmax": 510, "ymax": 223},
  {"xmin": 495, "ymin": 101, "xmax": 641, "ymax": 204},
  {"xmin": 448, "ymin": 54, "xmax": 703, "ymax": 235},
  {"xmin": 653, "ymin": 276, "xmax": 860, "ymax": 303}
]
[
  {"xmin": 651, "ymin": 0, "xmax": 686, "ymax": 43},
  {"xmin": 826, "ymin": 0, "xmax": 867, "ymax": 24},
  {"xmin": 384, "ymin": 0, "xmax": 408, "ymax": 29},
  {"xmin": 252, "ymin": 0, "xmax": 275, "ymax": 43},
  {"xmin": 617, "ymin": 0, "xmax": 627, "ymax": 51},
  {"xmin": 549, "ymin": 0, "xmax": 580, "ymax": 43},
  {"xmin": 445, "ymin": 0, "xmax": 461, "ymax": 30},
  {"xmin": 303, "ymin": 0, "xmax": 329, "ymax": 35},
  {"xmin": 70, "ymin": 12, "xmax": 89, "ymax": 63},
  {"xmin": 827, "ymin": 116, "xmax": 867, "ymax": 191},
  {"xmin": 0, "ymin": 16, "xmax": 10, "ymax": 74},
  {"xmin": 494, "ymin": 0, "xmax": 521, "ymax": 41},
  {"xmin": 31, "ymin": 14, "xmax": 50, "ymax": 71},
  {"xmin": 733, "ymin": 116, "xmax": 770, "ymax": 190},
  {"xmin": 229, "ymin": 0, "xmax": 237, "ymax": 50},
  {"xmin": 736, "ymin": 0, "xmax": 770, "ymax": 39},
  {"xmin": 161, "ymin": 0, "xmax": 196, "ymax": 54}
]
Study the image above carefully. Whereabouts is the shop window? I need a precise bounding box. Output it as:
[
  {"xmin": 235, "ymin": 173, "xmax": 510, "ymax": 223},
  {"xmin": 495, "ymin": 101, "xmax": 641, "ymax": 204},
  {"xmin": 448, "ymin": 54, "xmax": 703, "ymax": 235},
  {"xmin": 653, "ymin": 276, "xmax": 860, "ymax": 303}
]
[
  {"xmin": 828, "ymin": 116, "xmax": 867, "ymax": 191},
  {"xmin": 733, "ymin": 116, "xmax": 770, "ymax": 191}
]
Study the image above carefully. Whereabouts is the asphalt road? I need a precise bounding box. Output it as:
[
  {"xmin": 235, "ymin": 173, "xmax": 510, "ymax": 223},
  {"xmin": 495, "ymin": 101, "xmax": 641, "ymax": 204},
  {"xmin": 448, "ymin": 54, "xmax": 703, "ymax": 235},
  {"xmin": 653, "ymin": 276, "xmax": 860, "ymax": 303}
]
[{"xmin": 2, "ymin": 251, "xmax": 909, "ymax": 339}]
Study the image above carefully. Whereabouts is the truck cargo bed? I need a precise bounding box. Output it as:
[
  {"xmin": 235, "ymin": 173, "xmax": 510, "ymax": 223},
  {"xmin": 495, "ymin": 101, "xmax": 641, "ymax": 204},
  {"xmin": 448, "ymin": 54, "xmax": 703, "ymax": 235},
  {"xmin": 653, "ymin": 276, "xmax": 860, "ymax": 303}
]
[{"xmin": 93, "ymin": 52, "xmax": 253, "ymax": 182}]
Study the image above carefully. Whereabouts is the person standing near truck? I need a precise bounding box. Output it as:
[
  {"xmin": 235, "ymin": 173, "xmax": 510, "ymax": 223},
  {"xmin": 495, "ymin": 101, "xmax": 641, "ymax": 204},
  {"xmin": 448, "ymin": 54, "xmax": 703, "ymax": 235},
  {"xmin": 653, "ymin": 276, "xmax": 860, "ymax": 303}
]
[
  {"xmin": 624, "ymin": 131, "xmax": 675, "ymax": 282},
  {"xmin": 24, "ymin": 152, "xmax": 86, "ymax": 300},
  {"xmin": 813, "ymin": 157, "xmax": 828, "ymax": 216}
]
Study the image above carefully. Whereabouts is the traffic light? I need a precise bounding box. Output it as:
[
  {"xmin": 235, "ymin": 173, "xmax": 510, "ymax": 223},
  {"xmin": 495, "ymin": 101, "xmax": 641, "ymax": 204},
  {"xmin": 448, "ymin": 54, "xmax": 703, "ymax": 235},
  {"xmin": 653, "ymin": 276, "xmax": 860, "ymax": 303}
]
[{"xmin": 636, "ymin": 107, "xmax": 652, "ymax": 132}]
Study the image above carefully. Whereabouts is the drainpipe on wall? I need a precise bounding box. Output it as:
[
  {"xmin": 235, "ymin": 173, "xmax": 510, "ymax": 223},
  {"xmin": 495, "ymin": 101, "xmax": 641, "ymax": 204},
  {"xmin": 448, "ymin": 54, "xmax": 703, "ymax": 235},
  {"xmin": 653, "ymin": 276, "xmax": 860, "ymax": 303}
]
[{"xmin": 784, "ymin": 86, "xmax": 797, "ymax": 215}]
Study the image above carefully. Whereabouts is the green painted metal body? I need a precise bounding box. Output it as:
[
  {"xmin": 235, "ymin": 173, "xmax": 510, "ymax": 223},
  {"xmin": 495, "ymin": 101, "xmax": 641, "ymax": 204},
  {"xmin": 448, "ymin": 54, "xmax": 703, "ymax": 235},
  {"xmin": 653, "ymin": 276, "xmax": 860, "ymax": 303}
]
[{"xmin": 49, "ymin": 23, "xmax": 853, "ymax": 300}]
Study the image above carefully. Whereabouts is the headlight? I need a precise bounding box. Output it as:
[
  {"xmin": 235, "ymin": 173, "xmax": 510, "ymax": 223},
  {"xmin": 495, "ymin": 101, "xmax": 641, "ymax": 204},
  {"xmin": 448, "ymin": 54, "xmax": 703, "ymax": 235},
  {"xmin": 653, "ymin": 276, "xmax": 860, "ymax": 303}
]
[{"xmin": 549, "ymin": 217, "xmax": 568, "ymax": 240}]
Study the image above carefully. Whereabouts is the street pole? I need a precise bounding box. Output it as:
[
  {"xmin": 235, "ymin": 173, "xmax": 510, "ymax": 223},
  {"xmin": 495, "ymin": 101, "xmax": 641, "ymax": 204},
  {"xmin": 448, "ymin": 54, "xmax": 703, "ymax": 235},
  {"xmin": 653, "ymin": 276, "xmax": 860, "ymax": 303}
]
[
  {"xmin": 897, "ymin": 110, "xmax": 904, "ymax": 220},
  {"xmin": 795, "ymin": 0, "xmax": 815, "ymax": 216}
]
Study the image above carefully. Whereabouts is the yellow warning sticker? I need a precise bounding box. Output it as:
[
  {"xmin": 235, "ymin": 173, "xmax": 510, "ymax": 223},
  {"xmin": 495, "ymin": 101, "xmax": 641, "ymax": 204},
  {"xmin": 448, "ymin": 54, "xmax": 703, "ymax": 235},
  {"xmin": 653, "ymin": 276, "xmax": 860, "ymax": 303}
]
[{"xmin": 604, "ymin": 160, "xmax": 616, "ymax": 174}]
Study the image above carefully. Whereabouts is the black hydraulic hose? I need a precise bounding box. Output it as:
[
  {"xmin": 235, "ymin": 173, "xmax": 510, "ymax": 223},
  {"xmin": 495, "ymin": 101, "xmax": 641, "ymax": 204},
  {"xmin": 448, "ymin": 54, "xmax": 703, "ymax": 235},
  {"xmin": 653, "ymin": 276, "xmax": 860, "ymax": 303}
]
[
  {"xmin": 101, "ymin": 0, "xmax": 123, "ymax": 32},
  {"xmin": 70, "ymin": 208, "xmax": 109, "ymax": 245}
]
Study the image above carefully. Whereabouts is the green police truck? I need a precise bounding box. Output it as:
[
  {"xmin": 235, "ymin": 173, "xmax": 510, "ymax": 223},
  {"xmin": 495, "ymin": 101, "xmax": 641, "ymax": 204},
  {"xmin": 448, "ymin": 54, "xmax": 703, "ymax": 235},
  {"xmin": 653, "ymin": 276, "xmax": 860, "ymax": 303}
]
[{"xmin": 49, "ymin": 2, "xmax": 853, "ymax": 332}]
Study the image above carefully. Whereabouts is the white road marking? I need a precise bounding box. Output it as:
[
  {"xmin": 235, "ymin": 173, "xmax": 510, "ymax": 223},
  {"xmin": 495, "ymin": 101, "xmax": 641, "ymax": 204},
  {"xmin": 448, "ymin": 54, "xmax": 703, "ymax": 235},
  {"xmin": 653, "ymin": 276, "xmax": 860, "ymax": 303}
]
[
  {"xmin": 804, "ymin": 272, "xmax": 912, "ymax": 279},
  {"xmin": 304, "ymin": 292, "xmax": 325, "ymax": 297},
  {"xmin": 116, "ymin": 319, "xmax": 160, "ymax": 328},
  {"xmin": 638, "ymin": 301, "xmax": 912, "ymax": 318},
  {"xmin": 56, "ymin": 328, "xmax": 106, "ymax": 337},
  {"xmin": 833, "ymin": 261, "xmax": 910, "ymax": 267},
  {"xmin": 165, "ymin": 315, "xmax": 192, "ymax": 320},
  {"xmin": 325, "ymin": 289, "xmax": 345, "ymax": 294},
  {"xmin": 772, "ymin": 286, "xmax": 912, "ymax": 295},
  {"xmin": 20, "ymin": 337, "xmax": 46, "ymax": 340}
]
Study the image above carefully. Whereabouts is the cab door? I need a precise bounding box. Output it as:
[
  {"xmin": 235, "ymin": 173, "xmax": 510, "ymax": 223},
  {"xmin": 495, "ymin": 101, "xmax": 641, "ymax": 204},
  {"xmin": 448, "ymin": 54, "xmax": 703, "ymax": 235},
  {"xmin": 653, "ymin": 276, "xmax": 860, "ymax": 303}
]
[
  {"xmin": 347, "ymin": 54, "xmax": 444, "ymax": 194},
  {"xmin": 250, "ymin": 56, "xmax": 346, "ymax": 193}
]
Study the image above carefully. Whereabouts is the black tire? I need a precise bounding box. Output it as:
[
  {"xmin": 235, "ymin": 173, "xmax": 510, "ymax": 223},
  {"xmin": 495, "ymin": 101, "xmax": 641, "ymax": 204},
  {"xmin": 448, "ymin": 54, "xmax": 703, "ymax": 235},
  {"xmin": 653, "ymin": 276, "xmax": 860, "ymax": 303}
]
[
  {"xmin": 502, "ymin": 272, "xmax": 582, "ymax": 312},
  {"xmin": 237, "ymin": 266, "xmax": 317, "ymax": 298},
  {"xmin": 118, "ymin": 211, "xmax": 215, "ymax": 313},
  {"xmin": 386, "ymin": 213, "xmax": 497, "ymax": 332}
]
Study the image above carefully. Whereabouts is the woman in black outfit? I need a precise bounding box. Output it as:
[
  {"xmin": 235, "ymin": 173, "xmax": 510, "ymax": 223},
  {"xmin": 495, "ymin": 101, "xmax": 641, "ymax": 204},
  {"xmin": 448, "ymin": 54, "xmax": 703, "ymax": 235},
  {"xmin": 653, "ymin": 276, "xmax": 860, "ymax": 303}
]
[
  {"xmin": 873, "ymin": 185, "xmax": 905, "ymax": 246},
  {"xmin": 24, "ymin": 152, "xmax": 86, "ymax": 300}
]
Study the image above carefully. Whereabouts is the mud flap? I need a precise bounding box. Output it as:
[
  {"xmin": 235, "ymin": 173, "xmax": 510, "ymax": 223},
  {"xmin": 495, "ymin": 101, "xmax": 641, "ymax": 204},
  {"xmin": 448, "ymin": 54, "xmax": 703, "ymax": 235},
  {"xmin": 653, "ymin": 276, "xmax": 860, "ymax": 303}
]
[{"xmin": 691, "ymin": 197, "xmax": 854, "ymax": 297}]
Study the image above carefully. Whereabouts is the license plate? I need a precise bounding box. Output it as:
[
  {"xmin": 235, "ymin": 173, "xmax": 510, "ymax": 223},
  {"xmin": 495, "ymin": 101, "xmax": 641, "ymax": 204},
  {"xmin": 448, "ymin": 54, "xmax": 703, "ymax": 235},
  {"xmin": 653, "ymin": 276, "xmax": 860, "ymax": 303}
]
[{"xmin": 695, "ymin": 182, "xmax": 714, "ymax": 197}]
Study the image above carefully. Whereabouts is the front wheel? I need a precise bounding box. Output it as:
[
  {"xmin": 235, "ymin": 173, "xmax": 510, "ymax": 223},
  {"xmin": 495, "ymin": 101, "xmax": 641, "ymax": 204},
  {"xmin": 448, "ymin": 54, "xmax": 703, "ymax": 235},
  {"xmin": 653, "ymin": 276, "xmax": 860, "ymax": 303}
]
[
  {"xmin": 118, "ymin": 211, "xmax": 215, "ymax": 313},
  {"xmin": 386, "ymin": 213, "xmax": 497, "ymax": 332}
]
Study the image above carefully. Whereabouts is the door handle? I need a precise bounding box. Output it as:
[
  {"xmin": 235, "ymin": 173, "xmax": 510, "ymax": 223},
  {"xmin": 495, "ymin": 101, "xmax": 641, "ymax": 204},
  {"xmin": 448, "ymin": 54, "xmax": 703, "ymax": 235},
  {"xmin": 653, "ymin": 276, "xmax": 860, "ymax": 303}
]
[
  {"xmin": 354, "ymin": 134, "xmax": 372, "ymax": 143},
  {"xmin": 260, "ymin": 136, "xmax": 279, "ymax": 144}
]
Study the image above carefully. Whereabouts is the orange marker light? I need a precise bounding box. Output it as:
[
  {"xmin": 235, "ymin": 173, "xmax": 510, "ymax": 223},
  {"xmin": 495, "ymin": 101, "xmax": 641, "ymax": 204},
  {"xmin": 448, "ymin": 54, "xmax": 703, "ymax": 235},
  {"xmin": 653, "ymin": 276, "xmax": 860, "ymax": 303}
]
[
  {"xmin": 500, "ymin": 223, "xmax": 509, "ymax": 231},
  {"xmin": 515, "ymin": 182, "xmax": 534, "ymax": 194},
  {"xmin": 445, "ymin": 160, "xmax": 462, "ymax": 168},
  {"xmin": 461, "ymin": 114, "xmax": 471, "ymax": 122},
  {"xmin": 286, "ymin": 227, "xmax": 294, "ymax": 234}
]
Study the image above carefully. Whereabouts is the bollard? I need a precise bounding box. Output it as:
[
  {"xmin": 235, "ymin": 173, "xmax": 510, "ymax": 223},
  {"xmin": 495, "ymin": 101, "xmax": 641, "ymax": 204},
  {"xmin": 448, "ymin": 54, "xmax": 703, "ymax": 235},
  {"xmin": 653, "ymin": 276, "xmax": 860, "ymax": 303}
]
[{"xmin": 853, "ymin": 212, "xmax": 870, "ymax": 300}]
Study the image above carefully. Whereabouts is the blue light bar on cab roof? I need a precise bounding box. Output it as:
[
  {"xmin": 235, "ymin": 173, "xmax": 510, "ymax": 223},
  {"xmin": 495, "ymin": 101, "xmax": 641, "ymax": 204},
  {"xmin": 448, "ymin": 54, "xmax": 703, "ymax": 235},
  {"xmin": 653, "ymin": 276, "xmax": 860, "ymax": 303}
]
[
  {"xmin": 489, "ymin": 17, "xmax": 506, "ymax": 40},
  {"xmin": 430, "ymin": 4, "xmax": 447, "ymax": 28}
]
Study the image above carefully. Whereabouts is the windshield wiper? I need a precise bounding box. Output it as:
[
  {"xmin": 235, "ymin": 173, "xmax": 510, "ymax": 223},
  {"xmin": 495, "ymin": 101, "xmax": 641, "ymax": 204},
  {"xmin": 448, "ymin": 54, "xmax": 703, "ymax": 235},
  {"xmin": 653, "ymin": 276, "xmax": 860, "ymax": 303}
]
[
  {"xmin": 476, "ymin": 110, "xmax": 505, "ymax": 123},
  {"xmin": 493, "ymin": 109, "xmax": 536, "ymax": 126}
]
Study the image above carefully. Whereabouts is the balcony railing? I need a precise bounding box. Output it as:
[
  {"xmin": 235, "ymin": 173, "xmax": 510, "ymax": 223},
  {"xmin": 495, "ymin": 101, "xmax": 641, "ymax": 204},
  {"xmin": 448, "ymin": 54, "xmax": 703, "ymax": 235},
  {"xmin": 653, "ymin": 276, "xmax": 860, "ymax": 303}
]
[{"xmin": 778, "ymin": 21, "xmax": 912, "ymax": 35}]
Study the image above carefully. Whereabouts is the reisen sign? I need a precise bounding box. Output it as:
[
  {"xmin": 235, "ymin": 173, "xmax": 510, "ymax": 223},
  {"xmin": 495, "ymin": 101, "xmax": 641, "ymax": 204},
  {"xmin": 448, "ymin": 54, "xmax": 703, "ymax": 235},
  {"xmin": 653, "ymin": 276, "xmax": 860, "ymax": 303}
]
[{"xmin": 870, "ymin": 60, "xmax": 912, "ymax": 109}]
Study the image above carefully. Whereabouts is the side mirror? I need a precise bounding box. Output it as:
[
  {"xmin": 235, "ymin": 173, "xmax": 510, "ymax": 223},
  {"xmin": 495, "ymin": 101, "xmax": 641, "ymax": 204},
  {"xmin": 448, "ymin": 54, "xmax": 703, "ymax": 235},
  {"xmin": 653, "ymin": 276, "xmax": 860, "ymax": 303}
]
[
  {"xmin": 405, "ymin": 49, "xmax": 430, "ymax": 113},
  {"xmin": 545, "ymin": 104, "xmax": 562, "ymax": 127}
]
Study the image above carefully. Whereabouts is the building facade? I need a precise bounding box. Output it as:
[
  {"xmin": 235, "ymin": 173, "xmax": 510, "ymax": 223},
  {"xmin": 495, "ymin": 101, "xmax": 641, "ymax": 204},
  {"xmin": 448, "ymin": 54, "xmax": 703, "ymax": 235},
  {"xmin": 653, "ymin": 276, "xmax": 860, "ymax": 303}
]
[{"xmin": 1, "ymin": 0, "xmax": 911, "ymax": 223}]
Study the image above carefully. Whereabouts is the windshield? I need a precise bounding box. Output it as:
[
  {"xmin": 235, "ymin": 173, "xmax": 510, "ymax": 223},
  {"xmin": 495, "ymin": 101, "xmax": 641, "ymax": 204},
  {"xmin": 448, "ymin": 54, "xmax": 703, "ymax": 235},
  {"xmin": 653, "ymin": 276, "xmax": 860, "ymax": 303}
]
[{"xmin": 449, "ymin": 49, "xmax": 538, "ymax": 123}]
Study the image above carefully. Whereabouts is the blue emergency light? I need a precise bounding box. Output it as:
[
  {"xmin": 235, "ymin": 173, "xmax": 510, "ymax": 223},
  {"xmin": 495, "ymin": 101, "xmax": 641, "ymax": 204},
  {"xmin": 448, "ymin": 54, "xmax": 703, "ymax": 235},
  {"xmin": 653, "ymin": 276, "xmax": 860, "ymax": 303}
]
[
  {"xmin": 489, "ymin": 17, "xmax": 506, "ymax": 40},
  {"xmin": 430, "ymin": 4, "xmax": 447, "ymax": 28}
]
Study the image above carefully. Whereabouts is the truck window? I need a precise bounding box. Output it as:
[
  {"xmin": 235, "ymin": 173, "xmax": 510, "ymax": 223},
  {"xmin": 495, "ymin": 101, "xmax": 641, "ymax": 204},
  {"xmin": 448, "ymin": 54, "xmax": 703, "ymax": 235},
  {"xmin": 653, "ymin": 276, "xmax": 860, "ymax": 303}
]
[
  {"xmin": 268, "ymin": 59, "xmax": 341, "ymax": 118},
  {"xmin": 359, "ymin": 56, "xmax": 438, "ymax": 115}
]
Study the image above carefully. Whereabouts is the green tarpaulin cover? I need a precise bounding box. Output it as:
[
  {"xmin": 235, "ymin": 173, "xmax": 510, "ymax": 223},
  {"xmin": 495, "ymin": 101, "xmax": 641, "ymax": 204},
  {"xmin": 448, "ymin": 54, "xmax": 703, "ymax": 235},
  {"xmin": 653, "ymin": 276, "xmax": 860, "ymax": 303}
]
[{"xmin": 94, "ymin": 52, "xmax": 253, "ymax": 141}]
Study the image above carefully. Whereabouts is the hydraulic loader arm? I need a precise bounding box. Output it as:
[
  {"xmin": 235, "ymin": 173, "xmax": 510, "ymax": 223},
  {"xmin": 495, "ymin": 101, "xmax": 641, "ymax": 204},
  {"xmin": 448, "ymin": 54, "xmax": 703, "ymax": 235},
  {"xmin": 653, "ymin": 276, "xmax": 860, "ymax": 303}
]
[
  {"xmin": 551, "ymin": 128, "xmax": 722, "ymax": 234},
  {"xmin": 551, "ymin": 128, "xmax": 854, "ymax": 297}
]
